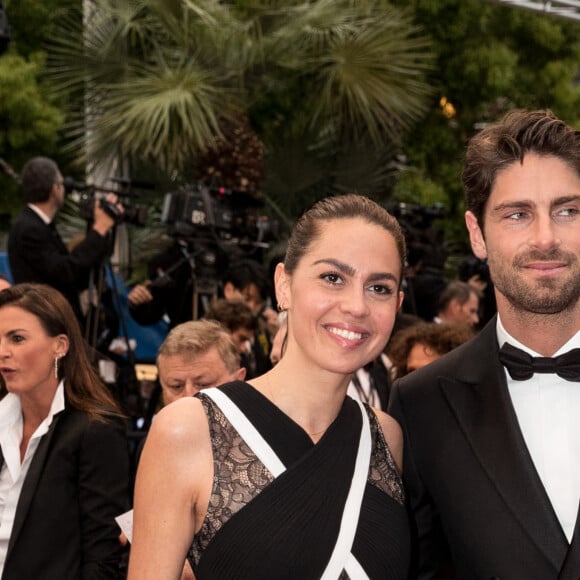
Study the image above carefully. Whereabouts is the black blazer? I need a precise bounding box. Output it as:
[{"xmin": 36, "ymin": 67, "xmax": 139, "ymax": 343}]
[
  {"xmin": 1, "ymin": 405, "xmax": 130, "ymax": 580},
  {"xmin": 389, "ymin": 317, "xmax": 580, "ymax": 580},
  {"xmin": 7, "ymin": 206, "xmax": 110, "ymax": 318}
]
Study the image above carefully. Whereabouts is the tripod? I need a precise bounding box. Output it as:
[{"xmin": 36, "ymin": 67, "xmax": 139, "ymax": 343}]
[
  {"xmin": 180, "ymin": 240, "xmax": 220, "ymax": 320},
  {"xmin": 84, "ymin": 224, "xmax": 139, "ymax": 413}
]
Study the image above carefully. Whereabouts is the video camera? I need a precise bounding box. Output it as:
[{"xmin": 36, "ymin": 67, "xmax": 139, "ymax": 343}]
[
  {"xmin": 385, "ymin": 201, "xmax": 446, "ymax": 231},
  {"xmin": 161, "ymin": 183, "xmax": 278, "ymax": 245},
  {"xmin": 64, "ymin": 177, "xmax": 148, "ymax": 227}
]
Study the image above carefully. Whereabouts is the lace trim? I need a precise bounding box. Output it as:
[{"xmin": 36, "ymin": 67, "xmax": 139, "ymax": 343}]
[
  {"xmin": 367, "ymin": 409, "xmax": 405, "ymax": 505},
  {"xmin": 188, "ymin": 395, "xmax": 404, "ymax": 567}
]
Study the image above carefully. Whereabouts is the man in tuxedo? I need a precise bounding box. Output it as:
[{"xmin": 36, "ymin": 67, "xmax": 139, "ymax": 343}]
[
  {"xmin": 389, "ymin": 109, "xmax": 580, "ymax": 579},
  {"xmin": 7, "ymin": 156, "xmax": 118, "ymax": 324}
]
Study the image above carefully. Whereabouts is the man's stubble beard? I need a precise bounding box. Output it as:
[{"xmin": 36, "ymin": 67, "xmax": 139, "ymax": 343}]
[{"xmin": 488, "ymin": 249, "xmax": 580, "ymax": 316}]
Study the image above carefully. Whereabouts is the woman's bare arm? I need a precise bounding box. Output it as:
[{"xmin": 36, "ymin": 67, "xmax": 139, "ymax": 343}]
[{"xmin": 128, "ymin": 397, "xmax": 212, "ymax": 580}]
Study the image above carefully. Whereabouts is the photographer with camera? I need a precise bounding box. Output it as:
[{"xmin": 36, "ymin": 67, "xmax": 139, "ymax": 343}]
[
  {"xmin": 7, "ymin": 156, "xmax": 122, "ymax": 325},
  {"xmin": 126, "ymin": 238, "xmax": 204, "ymax": 329}
]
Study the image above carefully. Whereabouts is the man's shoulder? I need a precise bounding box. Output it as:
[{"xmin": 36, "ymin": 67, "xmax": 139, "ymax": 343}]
[
  {"xmin": 9, "ymin": 207, "xmax": 46, "ymax": 236},
  {"xmin": 15, "ymin": 206, "xmax": 43, "ymax": 221}
]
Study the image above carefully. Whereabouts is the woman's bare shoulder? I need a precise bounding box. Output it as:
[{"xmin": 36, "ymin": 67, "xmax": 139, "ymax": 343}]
[
  {"xmin": 142, "ymin": 397, "xmax": 210, "ymax": 465},
  {"xmin": 152, "ymin": 396, "xmax": 206, "ymax": 432}
]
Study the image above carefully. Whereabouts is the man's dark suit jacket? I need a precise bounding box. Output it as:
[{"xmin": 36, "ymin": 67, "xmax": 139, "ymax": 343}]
[
  {"xmin": 7, "ymin": 206, "xmax": 110, "ymax": 319},
  {"xmin": 1, "ymin": 405, "xmax": 130, "ymax": 580},
  {"xmin": 389, "ymin": 317, "xmax": 580, "ymax": 580}
]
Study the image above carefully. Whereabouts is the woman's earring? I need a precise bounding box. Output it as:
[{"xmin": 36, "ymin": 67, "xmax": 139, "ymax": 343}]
[{"xmin": 54, "ymin": 355, "xmax": 60, "ymax": 380}]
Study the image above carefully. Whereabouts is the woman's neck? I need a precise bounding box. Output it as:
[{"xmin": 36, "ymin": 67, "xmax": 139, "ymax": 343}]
[
  {"xmin": 250, "ymin": 358, "xmax": 351, "ymax": 441},
  {"xmin": 19, "ymin": 381, "xmax": 59, "ymax": 431}
]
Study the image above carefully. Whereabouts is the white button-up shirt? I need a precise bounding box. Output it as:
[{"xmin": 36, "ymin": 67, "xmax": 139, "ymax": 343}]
[
  {"xmin": 0, "ymin": 383, "xmax": 65, "ymax": 574},
  {"xmin": 497, "ymin": 316, "xmax": 580, "ymax": 542}
]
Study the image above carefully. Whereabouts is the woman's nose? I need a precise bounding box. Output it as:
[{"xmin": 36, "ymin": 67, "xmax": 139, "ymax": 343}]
[{"xmin": 340, "ymin": 286, "xmax": 369, "ymax": 317}]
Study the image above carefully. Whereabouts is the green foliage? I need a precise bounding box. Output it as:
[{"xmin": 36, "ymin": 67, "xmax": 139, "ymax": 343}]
[
  {"xmin": 0, "ymin": 0, "xmax": 78, "ymax": 225},
  {"xmin": 7, "ymin": 0, "xmax": 580, "ymax": 275},
  {"xmin": 47, "ymin": 0, "xmax": 434, "ymax": 223},
  {"xmin": 0, "ymin": 53, "xmax": 63, "ymax": 152},
  {"xmin": 388, "ymin": 0, "xmax": 580, "ymax": 260},
  {"xmin": 0, "ymin": 53, "xmax": 64, "ymax": 220},
  {"xmin": 3, "ymin": 0, "xmax": 77, "ymax": 57}
]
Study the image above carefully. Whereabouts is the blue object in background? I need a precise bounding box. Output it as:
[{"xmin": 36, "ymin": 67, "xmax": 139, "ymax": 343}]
[
  {"xmin": 107, "ymin": 269, "xmax": 169, "ymax": 362},
  {"xmin": 0, "ymin": 252, "xmax": 13, "ymax": 283},
  {"xmin": 0, "ymin": 254, "xmax": 167, "ymax": 360}
]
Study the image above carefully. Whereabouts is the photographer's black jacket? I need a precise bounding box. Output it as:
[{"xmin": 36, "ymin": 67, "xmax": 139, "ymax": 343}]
[{"xmin": 8, "ymin": 206, "xmax": 110, "ymax": 321}]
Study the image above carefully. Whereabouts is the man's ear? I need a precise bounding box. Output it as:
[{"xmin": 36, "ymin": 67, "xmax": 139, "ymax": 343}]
[
  {"xmin": 465, "ymin": 211, "xmax": 488, "ymax": 260},
  {"xmin": 274, "ymin": 263, "xmax": 290, "ymax": 310},
  {"xmin": 448, "ymin": 298, "xmax": 462, "ymax": 317},
  {"xmin": 234, "ymin": 367, "xmax": 247, "ymax": 382},
  {"xmin": 223, "ymin": 281, "xmax": 236, "ymax": 300},
  {"xmin": 49, "ymin": 182, "xmax": 60, "ymax": 201}
]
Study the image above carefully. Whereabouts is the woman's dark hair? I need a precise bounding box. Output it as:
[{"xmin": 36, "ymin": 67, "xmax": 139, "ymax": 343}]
[
  {"xmin": 0, "ymin": 283, "xmax": 122, "ymax": 421},
  {"xmin": 284, "ymin": 194, "xmax": 406, "ymax": 282}
]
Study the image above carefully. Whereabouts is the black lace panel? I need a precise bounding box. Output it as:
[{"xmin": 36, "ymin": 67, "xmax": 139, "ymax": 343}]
[{"xmin": 188, "ymin": 395, "xmax": 404, "ymax": 568}]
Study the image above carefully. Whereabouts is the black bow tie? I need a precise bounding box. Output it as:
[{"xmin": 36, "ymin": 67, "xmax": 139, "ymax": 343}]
[{"xmin": 499, "ymin": 343, "xmax": 580, "ymax": 382}]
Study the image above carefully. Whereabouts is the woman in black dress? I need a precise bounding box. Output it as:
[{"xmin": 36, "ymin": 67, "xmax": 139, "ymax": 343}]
[{"xmin": 129, "ymin": 194, "xmax": 410, "ymax": 579}]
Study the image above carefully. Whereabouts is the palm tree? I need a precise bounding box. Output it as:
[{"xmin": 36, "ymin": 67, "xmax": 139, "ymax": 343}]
[{"xmin": 48, "ymin": 0, "xmax": 433, "ymax": 223}]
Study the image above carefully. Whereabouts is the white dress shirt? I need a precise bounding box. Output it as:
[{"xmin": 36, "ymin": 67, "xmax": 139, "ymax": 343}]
[
  {"xmin": 27, "ymin": 203, "xmax": 51, "ymax": 225},
  {"xmin": 497, "ymin": 316, "xmax": 580, "ymax": 542},
  {"xmin": 0, "ymin": 383, "xmax": 65, "ymax": 574},
  {"xmin": 347, "ymin": 354, "xmax": 392, "ymax": 409}
]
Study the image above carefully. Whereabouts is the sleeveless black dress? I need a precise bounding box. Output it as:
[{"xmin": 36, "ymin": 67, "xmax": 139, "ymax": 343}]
[{"xmin": 188, "ymin": 381, "xmax": 410, "ymax": 579}]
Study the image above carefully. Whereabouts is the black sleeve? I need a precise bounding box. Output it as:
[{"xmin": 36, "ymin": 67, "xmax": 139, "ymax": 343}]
[
  {"xmin": 78, "ymin": 417, "xmax": 131, "ymax": 580},
  {"xmin": 128, "ymin": 243, "xmax": 194, "ymax": 327},
  {"xmin": 388, "ymin": 382, "xmax": 454, "ymax": 580},
  {"xmin": 128, "ymin": 289, "xmax": 168, "ymax": 326}
]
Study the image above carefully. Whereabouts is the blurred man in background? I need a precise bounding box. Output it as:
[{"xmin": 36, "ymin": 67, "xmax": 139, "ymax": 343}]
[
  {"xmin": 8, "ymin": 156, "xmax": 120, "ymax": 329},
  {"xmin": 434, "ymin": 280, "xmax": 480, "ymax": 327}
]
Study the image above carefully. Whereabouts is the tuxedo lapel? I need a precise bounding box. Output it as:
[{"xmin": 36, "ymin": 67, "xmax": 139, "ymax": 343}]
[
  {"xmin": 558, "ymin": 501, "xmax": 580, "ymax": 579},
  {"xmin": 439, "ymin": 320, "xmax": 568, "ymax": 570},
  {"xmin": 6, "ymin": 411, "xmax": 63, "ymax": 558}
]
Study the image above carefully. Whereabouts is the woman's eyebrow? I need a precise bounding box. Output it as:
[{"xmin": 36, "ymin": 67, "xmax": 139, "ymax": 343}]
[
  {"xmin": 312, "ymin": 258, "xmax": 355, "ymax": 275},
  {"xmin": 312, "ymin": 258, "xmax": 397, "ymax": 282}
]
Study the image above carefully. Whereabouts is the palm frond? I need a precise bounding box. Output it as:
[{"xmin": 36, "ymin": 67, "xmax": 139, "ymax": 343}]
[{"xmin": 47, "ymin": 0, "xmax": 433, "ymax": 189}]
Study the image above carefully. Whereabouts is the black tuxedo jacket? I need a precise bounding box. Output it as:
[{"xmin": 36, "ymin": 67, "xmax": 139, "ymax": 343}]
[
  {"xmin": 1, "ymin": 406, "xmax": 130, "ymax": 580},
  {"xmin": 389, "ymin": 317, "xmax": 580, "ymax": 580},
  {"xmin": 7, "ymin": 206, "xmax": 110, "ymax": 318}
]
